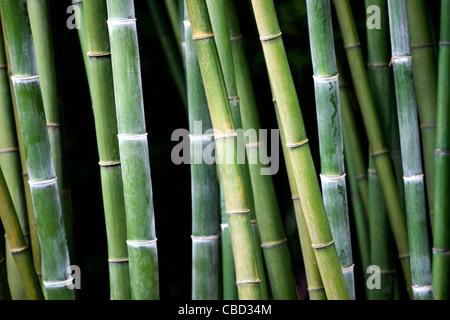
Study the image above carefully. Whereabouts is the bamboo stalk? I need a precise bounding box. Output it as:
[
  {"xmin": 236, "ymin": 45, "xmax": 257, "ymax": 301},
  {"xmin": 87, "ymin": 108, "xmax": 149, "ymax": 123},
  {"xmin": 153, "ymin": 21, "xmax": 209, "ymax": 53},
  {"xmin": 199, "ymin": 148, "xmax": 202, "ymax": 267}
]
[
  {"xmin": 406, "ymin": 0, "xmax": 437, "ymax": 227},
  {"xmin": 82, "ymin": 0, "xmax": 130, "ymax": 300},
  {"xmin": 332, "ymin": 0, "xmax": 413, "ymax": 295},
  {"xmin": 306, "ymin": 0, "xmax": 354, "ymax": 299},
  {"xmin": 225, "ymin": 0, "xmax": 298, "ymax": 300},
  {"xmin": 27, "ymin": 0, "xmax": 74, "ymax": 263},
  {"xmin": 185, "ymin": 0, "xmax": 261, "ymax": 300},
  {"xmin": 0, "ymin": 0, "xmax": 74, "ymax": 300},
  {"xmin": 106, "ymin": 0, "xmax": 160, "ymax": 300},
  {"xmin": 432, "ymin": 0, "xmax": 450, "ymax": 301},
  {"xmin": 184, "ymin": 14, "xmax": 220, "ymax": 300},
  {"xmin": 0, "ymin": 168, "xmax": 42, "ymax": 300},
  {"xmin": 387, "ymin": 0, "xmax": 433, "ymax": 300},
  {"xmin": 71, "ymin": 0, "xmax": 90, "ymax": 88},
  {"xmin": 250, "ymin": 0, "xmax": 349, "ymax": 300},
  {"xmin": 164, "ymin": 0, "xmax": 181, "ymax": 54}
]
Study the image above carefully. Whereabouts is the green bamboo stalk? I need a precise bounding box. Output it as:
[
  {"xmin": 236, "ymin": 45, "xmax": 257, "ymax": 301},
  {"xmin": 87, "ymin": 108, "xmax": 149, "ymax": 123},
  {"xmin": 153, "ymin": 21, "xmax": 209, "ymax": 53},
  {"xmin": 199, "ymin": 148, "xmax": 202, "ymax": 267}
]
[
  {"xmin": 0, "ymin": 168, "xmax": 42, "ymax": 300},
  {"xmin": 387, "ymin": 0, "xmax": 433, "ymax": 300},
  {"xmin": 406, "ymin": 0, "xmax": 437, "ymax": 227},
  {"xmin": 332, "ymin": 0, "xmax": 413, "ymax": 296},
  {"xmin": 365, "ymin": 0, "xmax": 396, "ymax": 300},
  {"xmin": 27, "ymin": 0, "xmax": 74, "ymax": 263},
  {"xmin": 147, "ymin": 0, "xmax": 187, "ymax": 114},
  {"xmin": 250, "ymin": 0, "xmax": 349, "ymax": 300},
  {"xmin": 71, "ymin": 0, "xmax": 90, "ymax": 88},
  {"xmin": 306, "ymin": 0, "xmax": 354, "ymax": 299},
  {"xmin": 82, "ymin": 0, "xmax": 130, "ymax": 300},
  {"xmin": 0, "ymin": 0, "xmax": 74, "ymax": 300},
  {"xmin": 274, "ymin": 98, "xmax": 326, "ymax": 300},
  {"xmin": 185, "ymin": 0, "xmax": 261, "ymax": 300},
  {"xmin": 205, "ymin": 0, "xmax": 269, "ymax": 300},
  {"xmin": 163, "ymin": 0, "xmax": 182, "ymax": 54},
  {"xmin": 225, "ymin": 0, "xmax": 297, "ymax": 300},
  {"xmin": 106, "ymin": 0, "xmax": 159, "ymax": 300},
  {"xmin": 184, "ymin": 15, "xmax": 220, "ymax": 300},
  {"xmin": 432, "ymin": 0, "xmax": 450, "ymax": 301}
]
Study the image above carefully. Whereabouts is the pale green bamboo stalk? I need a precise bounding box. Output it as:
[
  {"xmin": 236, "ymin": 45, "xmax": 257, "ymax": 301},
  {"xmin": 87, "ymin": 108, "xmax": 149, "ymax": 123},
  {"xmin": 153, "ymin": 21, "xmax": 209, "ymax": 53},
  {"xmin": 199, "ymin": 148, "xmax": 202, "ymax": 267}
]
[{"xmin": 387, "ymin": 0, "xmax": 433, "ymax": 300}]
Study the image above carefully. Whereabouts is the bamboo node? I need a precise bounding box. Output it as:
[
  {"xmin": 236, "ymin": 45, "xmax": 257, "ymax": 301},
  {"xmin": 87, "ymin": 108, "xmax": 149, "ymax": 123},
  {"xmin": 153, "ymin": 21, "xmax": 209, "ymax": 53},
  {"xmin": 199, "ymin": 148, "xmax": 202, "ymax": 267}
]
[
  {"xmin": 228, "ymin": 96, "xmax": 240, "ymax": 102},
  {"xmin": 371, "ymin": 149, "xmax": 389, "ymax": 158},
  {"xmin": 367, "ymin": 168, "xmax": 377, "ymax": 175},
  {"xmin": 307, "ymin": 286, "xmax": 325, "ymax": 292},
  {"xmin": 342, "ymin": 264, "xmax": 355, "ymax": 272},
  {"xmin": 286, "ymin": 138, "xmax": 309, "ymax": 149},
  {"xmin": 226, "ymin": 209, "xmax": 250, "ymax": 216},
  {"xmin": 250, "ymin": 219, "xmax": 258, "ymax": 225},
  {"xmin": 193, "ymin": 33, "xmax": 214, "ymax": 41},
  {"xmin": 403, "ymin": 174, "xmax": 424, "ymax": 182},
  {"xmin": 11, "ymin": 74, "xmax": 40, "ymax": 82},
  {"xmin": 410, "ymin": 43, "xmax": 433, "ymax": 49},
  {"xmin": 107, "ymin": 18, "xmax": 137, "ymax": 25},
  {"xmin": 380, "ymin": 269, "xmax": 396, "ymax": 275},
  {"xmin": 389, "ymin": 56, "xmax": 412, "ymax": 67},
  {"xmin": 236, "ymin": 279, "xmax": 261, "ymax": 286},
  {"xmin": 28, "ymin": 177, "xmax": 58, "ymax": 187},
  {"xmin": 44, "ymin": 277, "xmax": 74, "ymax": 288},
  {"xmin": 432, "ymin": 248, "xmax": 450, "ymax": 256},
  {"xmin": 320, "ymin": 173, "xmax": 346, "ymax": 181},
  {"xmin": 412, "ymin": 284, "xmax": 433, "ymax": 292},
  {"xmin": 356, "ymin": 173, "xmax": 367, "ymax": 181},
  {"xmin": 9, "ymin": 245, "xmax": 28, "ymax": 254},
  {"xmin": 312, "ymin": 73, "xmax": 339, "ymax": 82},
  {"xmin": 367, "ymin": 62, "xmax": 389, "ymax": 69},
  {"xmin": 98, "ymin": 160, "xmax": 121, "ymax": 167},
  {"xmin": 291, "ymin": 195, "xmax": 300, "ymax": 200},
  {"xmin": 344, "ymin": 42, "xmax": 361, "ymax": 50},
  {"xmin": 420, "ymin": 123, "xmax": 437, "ymax": 129},
  {"xmin": 191, "ymin": 233, "xmax": 221, "ymax": 241},
  {"xmin": 126, "ymin": 239, "xmax": 158, "ymax": 247},
  {"xmin": 399, "ymin": 253, "xmax": 410, "ymax": 260},
  {"xmin": 260, "ymin": 32, "xmax": 282, "ymax": 42},
  {"xmin": 230, "ymin": 34, "xmax": 243, "ymax": 42},
  {"xmin": 0, "ymin": 147, "xmax": 19, "ymax": 154},
  {"xmin": 0, "ymin": 64, "xmax": 7, "ymax": 69},
  {"xmin": 311, "ymin": 239, "xmax": 335, "ymax": 249},
  {"xmin": 47, "ymin": 122, "xmax": 60, "ymax": 128},
  {"xmin": 108, "ymin": 258, "xmax": 129, "ymax": 264},
  {"xmin": 435, "ymin": 149, "xmax": 450, "ymax": 155},
  {"xmin": 118, "ymin": 133, "xmax": 148, "ymax": 141},
  {"xmin": 220, "ymin": 223, "xmax": 229, "ymax": 229},
  {"xmin": 260, "ymin": 238, "xmax": 287, "ymax": 249},
  {"xmin": 439, "ymin": 41, "xmax": 450, "ymax": 46},
  {"xmin": 87, "ymin": 51, "xmax": 111, "ymax": 58}
]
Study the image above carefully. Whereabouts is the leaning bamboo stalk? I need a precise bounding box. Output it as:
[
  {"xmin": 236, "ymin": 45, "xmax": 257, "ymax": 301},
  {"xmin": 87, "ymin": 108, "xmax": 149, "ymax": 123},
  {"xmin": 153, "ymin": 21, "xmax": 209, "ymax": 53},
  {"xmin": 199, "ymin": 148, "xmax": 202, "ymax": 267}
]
[
  {"xmin": 185, "ymin": 0, "xmax": 261, "ymax": 300},
  {"xmin": 1, "ymin": 0, "xmax": 74, "ymax": 300},
  {"xmin": 27, "ymin": 0, "xmax": 74, "ymax": 262},
  {"xmin": 387, "ymin": 0, "xmax": 433, "ymax": 300},
  {"xmin": 82, "ymin": 0, "xmax": 130, "ymax": 300},
  {"xmin": 225, "ymin": 0, "xmax": 298, "ymax": 300},
  {"xmin": 0, "ymin": 168, "xmax": 42, "ymax": 300},
  {"xmin": 406, "ymin": 0, "xmax": 437, "ymax": 227},
  {"xmin": 184, "ymin": 15, "xmax": 220, "ymax": 300},
  {"xmin": 205, "ymin": 0, "xmax": 269, "ymax": 300},
  {"xmin": 332, "ymin": 0, "xmax": 413, "ymax": 295},
  {"xmin": 250, "ymin": 0, "xmax": 349, "ymax": 300},
  {"xmin": 306, "ymin": 0, "xmax": 354, "ymax": 299},
  {"xmin": 106, "ymin": 0, "xmax": 160, "ymax": 300},
  {"xmin": 432, "ymin": 0, "xmax": 450, "ymax": 301}
]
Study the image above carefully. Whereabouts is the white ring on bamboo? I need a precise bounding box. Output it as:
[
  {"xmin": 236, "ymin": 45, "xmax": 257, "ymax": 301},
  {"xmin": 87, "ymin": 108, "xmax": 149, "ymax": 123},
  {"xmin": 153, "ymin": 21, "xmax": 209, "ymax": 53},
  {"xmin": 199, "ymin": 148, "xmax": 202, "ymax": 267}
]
[
  {"xmin": 311, "ymin": 239, "xmax": 335, "ymax": 249},
  {"xmin": 214, "ymin": 131, "xmax": 238, "ymax": 141},
  {"xmin": 286, "ymin": 138, "xmax": 309, "ymax": 149},
  {"xmin": 435, "ymin": 148, "xmax": 450, "ymax": 155},
  {"xmin": 389, "ymin": 55, "xmax": 412, "ymax": 67},
  {"xmin": 433, "ymin": 248, "xmax": 450, "ymax": 255},
  {"xmin": 260, "ymin": 32, "xmax": 282, "ymax": 42},
  {"xmin": 46, "ymin": 123, "xmax": 60, "ymax": 128},
  {"xmin": 87, "ymin": 51, "xmax": 111, "ymax": 57},
  {"xmin": 291, "ymin": 195, "xmax": 300, "ymax": 200},
  {"xmin": 118, "ymin": 133, "xmax": 148, "ymax": 141},
  {"xmin": 28, "ymin": 177, "xmax": 58, "ymax": 187},
  {"xmin": 344, "ymin": 42, "xmax": 361, "ymax": 50},
  {"xmin": 189, "ymin": 133, "xmax": 214, "ymax": 142},
  {"xmin": 342, "ymin": 264, "xmax": 355, "ymax": 272},
  {"xmin": 10, "ymin": 245, "xmax": 28, "ymax": 254},
  {"xmin": 11, "ymin": 74, "xmax": 40, "ymax": 82},
  {"xmin": 108, "ymin": 257, "xmax": 129, "ymax": 263},
  {"xmin": 367, "ymin": 62, "xmax": 390, "ymax": 69},
  {"xmin": 230, "ymin": 35, "xmax": 243, "ymax": 42},
  {"xmin": 236, "ymin": 279, "xmax": 261, "ymax": 285},
  {"xmin": 307, "ymin": 286, "xmax": 325, "ymax": 292},
  {"xmin": 0, "ymin": 147, "xmax": 19, "ymax": 154},
  {"xmin": 44, "ymin": 277, "xmax": 74, "ymax": 288},
  {"xmin": 226, "ymin": 209, "xmax": 250, "ymax": 216},
  {"xmin": 193, "ymin": 33, "xmax": 214, "ymax": 41},
  {"xmin": 439, "ymin": 41, "xmax": 450, "ymax": 46},
  {"xmin": 107, "ymin": 18, "xmax": 137, "ymax": 25},
  {"xmin": 312, "ymin": 73, "xmax": 339, "ymax": 82},
  {"xmin": 127, "ymin": 239, "xmax": 158, "ymax": 247},
  {"xmin": 260, "ymin": 238, "xmax": 287, "ymax": 249},
  {"xmin": 191, "ymin": 234, "xmax": 221, "ymax": 241},
  {"xmin": 98, "ymin": 161, "xmax": 121, "ymax": 167},
  {"xmin": 412, "ymin": 284, "xmax": 433, "ymax": 292},
  {"xmin": 228, "ymin": 96, "xmax": 240, "ymax": 102},
  {"xmin": 403, "ymin": 174, "xmax": 424, "ymax": 182},
  {"xmin": 399, "ymin": 253, "xmax": 410, "ymax": 260},
  {"xmin": 220, "ymin": 223, "xmax": 229, "ymax": 229},
  {"xmin": 320, "ymin": 173, "xmax": 347, "ymax": 181}
]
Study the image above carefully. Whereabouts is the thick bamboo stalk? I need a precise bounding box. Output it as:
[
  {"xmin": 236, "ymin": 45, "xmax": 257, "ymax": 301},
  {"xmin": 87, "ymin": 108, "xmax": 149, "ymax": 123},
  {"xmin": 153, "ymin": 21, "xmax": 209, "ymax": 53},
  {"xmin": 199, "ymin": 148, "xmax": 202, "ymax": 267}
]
[
  {"xmin": 0, "ymin": 0, "xmax": 74, "ymax": 300},
  {"xmin": 406, "ymin": 0, "xmax": 437, "ymax": 226},
  {"xmin": 184, "ymin": 16, "xmax": 220, "ymax": 300},
  {"xmin": 332, "ymin": 0, "xmax": 413, "ymax": 295},
  {"xmin": 225, "ymin": 0, "xmax": 297, "ymax": 300},
  {"xmin": 0, "ymin": 168, "xmax": 42, "ymax": 300},
  {"xmin": 27, "ymin": 0, "xmax": 74, "ymax": 263},
  {"xmin": 185, "ymin": 0, "xmax": 261, "ymax": 300},
  {"xmin": 306, "ymin": 0, "xmax": 354, "ymax": 299},
  {"xmin": 250, "ymin": 0, "xmax": 349, "ymax": 300},
  {"xmin": 387, "ymin": 0, "xmax": 433, "ymax": 300},
  {"xmin": 432, "ymin": 0, "xmax": 450, "ymax": 301},
  {"xmin": 106, "ymin": 0, "xmax": 160, "ymax": 300},
  {"xmin": 82, "ymin": 0, "xmax": 130, "ymax": 300}
]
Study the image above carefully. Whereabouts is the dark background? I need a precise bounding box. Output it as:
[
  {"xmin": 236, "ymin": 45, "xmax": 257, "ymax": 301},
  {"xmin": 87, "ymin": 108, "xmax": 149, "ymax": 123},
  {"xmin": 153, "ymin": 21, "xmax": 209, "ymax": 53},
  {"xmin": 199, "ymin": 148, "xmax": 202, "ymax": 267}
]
[{"xmin": 50, "ymin": 0, "xmax": 440, "ymax": 300}]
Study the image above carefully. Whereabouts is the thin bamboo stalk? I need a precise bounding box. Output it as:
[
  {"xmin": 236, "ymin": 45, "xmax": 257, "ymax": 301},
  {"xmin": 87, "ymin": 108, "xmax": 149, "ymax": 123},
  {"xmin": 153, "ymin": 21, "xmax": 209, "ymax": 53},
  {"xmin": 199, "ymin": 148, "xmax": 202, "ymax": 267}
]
[
  {"xmin": 387, "ymin": 0, "xmax": 433, "ymax": 300},
  {"xmin": 71, "ymin": 0, "xmax": 90, "ymax": 88},
  {"xmin": 250, "ymin": 0, "xmax": 349, "ymax": 300},
  {"xmin": 332, "ymin": 0, "xmax": 413, "ymax": 296},
  {"xmin": 432, "ymin": 0, "xmax": 450, "ymax": 301},
  {"xmin": 225, "ymin": 0, "xmax": 298, "ymax": 300},
  {"xmin": 27, "ymin": 0, "xmax": 74, "ymax": 263},
  {"xmin": 306, "ymin": 0, "xmax": 354, "ymax": 299},
  {"xmin": 82, "ymin": 0, "xmax": 130, "ymax": 300},
  {"xmin": 185, "ymin": 0, "xmax": 261, "ymax": 300},
  {"xmin": 184, "ymin": 14, "xmax": 220, "ymax": 300},
  {"xmin": 406, "ymin": 0, "xmax": 437, "ymax": 227},
  {"xmin": 0, "ymin": 0, "xmax": 74, "ymax": 300},
  {"xmin": 106, "ymin": 0, "xmax": 160, "ymax": 300},
  {"xmin": 0, "ymin": 168, "xmax": 42, "ymax": 300}
]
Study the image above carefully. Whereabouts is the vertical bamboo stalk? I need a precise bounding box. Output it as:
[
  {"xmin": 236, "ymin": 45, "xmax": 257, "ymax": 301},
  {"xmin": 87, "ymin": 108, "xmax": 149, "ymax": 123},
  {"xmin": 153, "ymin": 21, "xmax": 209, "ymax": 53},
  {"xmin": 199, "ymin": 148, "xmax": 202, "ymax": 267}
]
[
  {"xmin": 432, "ymin": 0, "xmax": 450, "ymax": 301},
  {"xmin": 387, "ymin": 0, "xmax": 433, "ymax": 300},
  {"xmin": 250, "ymin": 0, "xmax": 349, "ymax": 300},
  {"xmin": 185, "ymin": 0, "xmax": 261, "ymax": 300},
  {"xmin": 306, "ymin": 0, "xmax": 354, "ymax": 299},
  {"xmin": 82, "ymin": 0, "xmax": 130, "ymax": 300}
]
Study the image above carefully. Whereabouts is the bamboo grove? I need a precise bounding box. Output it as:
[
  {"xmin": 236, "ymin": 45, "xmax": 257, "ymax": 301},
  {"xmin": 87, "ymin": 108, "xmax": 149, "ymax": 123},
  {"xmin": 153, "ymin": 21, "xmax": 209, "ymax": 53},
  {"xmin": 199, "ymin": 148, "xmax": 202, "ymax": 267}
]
[{"xmin": 0, "ymin": 0, "xmax": 448, "ymax": 301}]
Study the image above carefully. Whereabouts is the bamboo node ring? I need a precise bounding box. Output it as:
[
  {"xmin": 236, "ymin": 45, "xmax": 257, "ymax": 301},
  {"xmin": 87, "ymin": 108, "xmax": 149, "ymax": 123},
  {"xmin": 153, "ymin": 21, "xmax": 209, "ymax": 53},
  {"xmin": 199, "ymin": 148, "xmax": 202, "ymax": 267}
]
[
  {"xmin": 371, "ymin": 149, "xmax": 389, "ymax": 158},
  {"xmin": 87, "ymin": 51, "xmax": 111, "ymax": 58},
  {"xmin": 432, "ymin": 248, "xmax": 450, "ymax": 255},
  {"xmin": 344, "ymin": 42, "xmax": 361, "ymax": 50},
  {"xmin": 98, "ymin": 160, "xmax": 121, "ymax": 167},
  {"xmin": 307, "ymin": 286, "xmax": 325, "ymax": 292},
  {"xmin": 236, "ymin": 279, "xmax": 261, "ymax": 286},
  {"xmin": 435, "ymin": 148, "xmax": 450, "ymax": 155},
  {"xmin": 10, "ymin": 245, "xmax": 28, "ymax": 254},
  {"xmin": 245, "ymin": 141, "xmax": 261, "ymax": 149},
  {"xmin": 28, "ymin": 177, "xmax": 58, "ymax": 187},
  {"xmin": 367, "ymin": 169, "xmax": 377, "ymax": 175},
  {"xmin": 193, "ymin": 33, "xmax": 214, "ymax": 41},
  {"xmin": 367, "ymin": 62, "xmax": 389, "ymax": 69},
  {"xmin": 260, "ymin": 238, "xmax": 287, "ymax": 249},
  {"xmin": 260, "ymin": 32, "xmax": 282, "ymax": 42},
  {"xmin": 191, "ymin": 234, "xmax": 221, "ymax": 241},
  {"xmin": 108, "ymin": 258, "xmax": 129, "ymax": 264},
  {"xmin": 410, "ymin": 43, "xmax": 433, "ymax": 49},
  {"xmin": 439, "ymin": 41, "xmax": 450, "ymax": 46},
  {"xmin": 220, "ymin": 223, "xmax": 229, "ymax": 229},
  {"xmin": 46, "ymin": 123, "xmax": 60, "ymax": 128},
  {"xmin": 286, "ymin": 138, "xmax": 309, "ymax": 149},
  {"xmin": 107, "ymin": 18, "xmax": 137, "ymax": 24},
  {"xmin": 403, "ymin": 174, "xmax": 424, "ymax": 182},
  {"xmin": 420, "ymin": 123, "xmax": 437, "ymax": 129},
  {"xmin": 11, "ymin": 74, "xmax": 40, "ymax": 82},
  {"xmin": 126, "ymin": 239, "xmax": 158, "ymax": 247},
  {"xmin": 118, "ymin": 133, "xmax": 148, "ymax": 141},
  {"xmin": 0, "ymin": 147, "xmax": 19, "ymax": 154},
  {"xmin": 250, "ymin": 219, "xmax": 258, "ymax": 225},
  {"xmin": 291, "ymin": 195, "xmax": 300, "ymax": 200},
  {"xmin": 320, "ymin": 173, "xmax": 347, "ymax": 181},
  {"xmin": 412, "ymin": 284, "xmax": 433, "ymax": 292},
  {"xmin": 228, "ymin": 96, "xmax": 240, "ymax": 102},
  {"xmin": 389, "ymin": 55, "xmax": 412, "ymax": 67},
  {"xmin": 342, "ymin": 264, "xmax": 355, "ymax": 272},
  {"xmin": 0, "ymin": 64, "xmax": 7, "ymax": 69},
  {"xmin": 44, "ymin": 277, "xmax": 74, "ymax": 288},
  {"xmin": 313, "ymin": 73, "xmax": 339, "ymax": 82},
  {"xmin": 230, "ymin": 34, "xmax": 243, "ymax": 42},
  {"xmin": 380, "ymin": 269, "xmax": 396, "ymax": 275},
  {"xmin": 311, "ymin": 239, "xmax": 335, "ymax": 249},
  {"xmin": 226, "ymin": 209, "xmax": 250, "ymax": 216},
  {"xmin": 356, "ymin": 173, "xmax": 367, "ymax": 181},
  {"xmin": 399, "ymin": 253, "xmax": 410, "ymax": 260}
]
